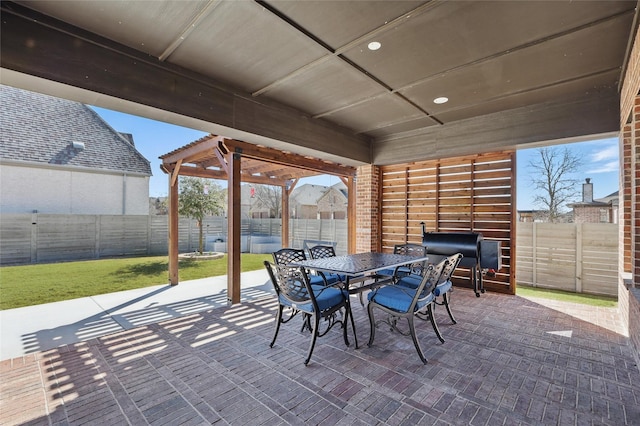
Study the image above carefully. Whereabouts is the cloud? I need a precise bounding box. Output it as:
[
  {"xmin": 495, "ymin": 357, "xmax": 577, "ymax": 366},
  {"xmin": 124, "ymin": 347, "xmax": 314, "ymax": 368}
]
[
  {"xmin": 589, "ymin": 161, "xmax": 618, "ymax": 174},
  {"xmin": 591, "ymin": 145, "xmax": 618, "ymax": 162}
]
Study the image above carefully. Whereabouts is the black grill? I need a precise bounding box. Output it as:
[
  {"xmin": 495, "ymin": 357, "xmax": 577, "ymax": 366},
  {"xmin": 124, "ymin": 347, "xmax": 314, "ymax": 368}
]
[{"xmin": 421, "ymin": 228, "xmax": 485, "ymax": 296}]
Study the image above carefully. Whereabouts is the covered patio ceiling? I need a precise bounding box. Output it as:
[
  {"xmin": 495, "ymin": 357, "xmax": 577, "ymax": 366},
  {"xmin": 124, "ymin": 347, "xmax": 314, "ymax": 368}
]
[{"xmin": 1, "ymin": 1, "xmax": 637, "ymax": 167}]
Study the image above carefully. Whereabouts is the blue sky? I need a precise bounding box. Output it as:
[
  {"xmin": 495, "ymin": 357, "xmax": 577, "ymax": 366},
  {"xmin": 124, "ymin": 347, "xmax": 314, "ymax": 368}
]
[{"xmin": 92, "ymin": 107, "xmax": 619, "ymax": 211}]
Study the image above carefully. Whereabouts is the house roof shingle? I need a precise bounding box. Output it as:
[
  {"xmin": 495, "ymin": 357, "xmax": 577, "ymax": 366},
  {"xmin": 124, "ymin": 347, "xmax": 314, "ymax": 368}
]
[{"xmin": 0, "ymin": 85, "xmax": 151, "ymax": 176}]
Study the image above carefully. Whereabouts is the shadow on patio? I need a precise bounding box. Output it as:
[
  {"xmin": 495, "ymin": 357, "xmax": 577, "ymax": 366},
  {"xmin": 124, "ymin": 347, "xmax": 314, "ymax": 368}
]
[{"xmin": 2, "ymin": 288, "xmax": 639, "ymax": 425}]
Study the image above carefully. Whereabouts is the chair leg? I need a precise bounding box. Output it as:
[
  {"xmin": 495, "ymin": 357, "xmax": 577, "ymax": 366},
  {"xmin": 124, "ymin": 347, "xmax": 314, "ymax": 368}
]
[
  {"xmin": 304, "ymin": 314, "xmax": 320, "ymax": 365},
  {"xmin": 341, "ymin": 306, "xmax": 351, "ymax": 347},
  {"xmin": 270, "ymin": 305, "xmax": 283, "ymax": 348},
  {"xmin": 345, "ymin": 300, "xmax": 358, "ymax": 349},
  {"xmin": 367, "ymin": 302, "xmax": 376, "ymax": 347},
  {"xmin": 443, "ymin": 292, "xmax": 457, "ymax": 324},
  {"xmin": 358, "ymin": 290, "xmax": 365, "ymax": 306},
  {"xmin": 427, "ymin": 304, "xmax": 445, "ymax": 344},
  {"xmin": 300, "ymin": 313, "xmax": 311, "ymax": 333},
  {"xmin": 407, "ymin": 314, "xmax": 428, "ymax": 364}
]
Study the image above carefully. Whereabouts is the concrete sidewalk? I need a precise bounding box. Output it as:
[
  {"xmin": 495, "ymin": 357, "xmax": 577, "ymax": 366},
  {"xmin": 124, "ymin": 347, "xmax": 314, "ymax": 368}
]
[{"xmin": 0, "ymin": 269, "xmax": 273, "ymax": 361}]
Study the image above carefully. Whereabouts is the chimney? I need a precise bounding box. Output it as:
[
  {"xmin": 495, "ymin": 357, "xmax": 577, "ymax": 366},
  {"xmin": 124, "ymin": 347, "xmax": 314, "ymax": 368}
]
[{"xmin": 583, "ymin": 178, "xmax": 593, "ymax": 203}]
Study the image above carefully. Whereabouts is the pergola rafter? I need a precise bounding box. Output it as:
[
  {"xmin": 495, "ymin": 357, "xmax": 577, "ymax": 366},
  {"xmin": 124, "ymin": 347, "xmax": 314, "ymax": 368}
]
[{"xmin": 160, "ymin": 134, "xmax": 357, "ymax": 303}]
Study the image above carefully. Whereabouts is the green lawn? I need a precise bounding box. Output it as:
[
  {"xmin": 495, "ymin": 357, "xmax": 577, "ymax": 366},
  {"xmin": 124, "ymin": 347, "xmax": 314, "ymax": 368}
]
[
  {"xmin": 516, "ymin": 285, "xmax": 617, "ymax": 308},
  {"xmin": 0, "ymin": 254, "xmax": 271, "ymax": 310}
]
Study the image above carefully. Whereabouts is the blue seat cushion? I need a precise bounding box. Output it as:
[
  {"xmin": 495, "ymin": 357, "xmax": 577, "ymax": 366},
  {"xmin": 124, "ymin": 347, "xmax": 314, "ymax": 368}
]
[
  {"xmin": 280, "ymin": 287, "xmax": 347, "ymax": 313},
  {"xmin": 308, "ymin": 273, "xmax": 340, "ymax": 288},
  {"xmin": 323, "ymin": 273, "xmax": 344, "ymax": 283},
  {"xmin": 395, "ymin": 274, "xmax": 422, "ymax": 289},
  {"xmin": 433, "ymin": 280, "xmax": 452, "ymax": 296},
  {"xmin": 397, "ymin": 276, "xmax": 452, "ymax": 296},
  {"xmin": 376, "ymin": 266, "xmax": 410, "ymax": 278},
  {"xmin": 368, "ymin": 285, "xmax": 434, "ymax": 313}
]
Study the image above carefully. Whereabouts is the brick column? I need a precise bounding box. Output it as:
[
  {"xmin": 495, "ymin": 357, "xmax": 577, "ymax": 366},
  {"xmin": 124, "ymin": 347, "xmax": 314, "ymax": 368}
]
[
  {"xmin": 622, "ymin": 124, "xmax": 632, "ymax": 273},
  {"xmin": 355, "ymin": 165, "xmax": 380, "ymax": 253},
  {"xmin": 633, "ymin": 98, "xmax": 640, "ymax": 286}
]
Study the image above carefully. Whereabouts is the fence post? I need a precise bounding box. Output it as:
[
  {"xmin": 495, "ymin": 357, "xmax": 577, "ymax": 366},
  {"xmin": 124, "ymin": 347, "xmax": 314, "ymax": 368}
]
[
  {"xmin": 30, "ymin": 212, "xmax": 38, "ymax": 263},
  {"xmin": 95, "ymin": 215, "xmax": 101, "ymax": 259},
  {"xmin": 575, "ymin": 222, "xmax": 583, "ymax": 293},
  {"xmin": 532, "ymin": 222, "xmax": 537, "ymax": 287},
  {"xmin": 147, "ymin": 214, "xmax": 152, "ymax": 255}
]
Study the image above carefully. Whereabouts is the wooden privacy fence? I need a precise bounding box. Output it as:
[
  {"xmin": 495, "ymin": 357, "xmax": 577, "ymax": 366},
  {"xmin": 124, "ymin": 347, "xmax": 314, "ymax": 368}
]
[
  {"xmin": 516, "ymin": 222, "xmax": 618, "ymax": 297},
  {"xmin": 380, "ymin": 152, "xmax": 515, "ymax": 294},
  {"xmin": 0, "ymin": 214, "xmax": 348, "ymax": 265}
]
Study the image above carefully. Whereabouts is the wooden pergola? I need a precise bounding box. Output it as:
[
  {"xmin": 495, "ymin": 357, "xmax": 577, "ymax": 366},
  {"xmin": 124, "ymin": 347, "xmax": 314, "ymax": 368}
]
[{"xmin": 160, "ymin": 135, "xmax": 357, "ymax": 304}]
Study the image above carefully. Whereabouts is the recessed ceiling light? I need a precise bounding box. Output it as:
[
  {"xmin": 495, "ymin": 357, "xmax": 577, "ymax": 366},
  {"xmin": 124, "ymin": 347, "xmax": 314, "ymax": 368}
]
[
  {"xmin": 433, "ymin": 96, "xmax": 449, "ymax": 104},
  {"xmin": 368, "ymin": 41, "xmax": 381, "ymax": 51}
]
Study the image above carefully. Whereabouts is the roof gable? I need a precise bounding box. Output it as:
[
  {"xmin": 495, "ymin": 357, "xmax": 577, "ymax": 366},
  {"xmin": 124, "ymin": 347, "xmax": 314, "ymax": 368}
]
[
  {"xmin": 290, "ymin": 183, "xmax": 327, "ymax": 205},
  {"xmin": 0, "ymin": 85, "xmax": 151, "ymax": 175}
]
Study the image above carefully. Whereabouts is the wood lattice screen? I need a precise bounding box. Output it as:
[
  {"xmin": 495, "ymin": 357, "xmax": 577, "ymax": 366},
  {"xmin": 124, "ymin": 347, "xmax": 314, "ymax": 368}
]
[{"xmin": 379, "ymin": 151, "xmax": 515, "ymax": 294}]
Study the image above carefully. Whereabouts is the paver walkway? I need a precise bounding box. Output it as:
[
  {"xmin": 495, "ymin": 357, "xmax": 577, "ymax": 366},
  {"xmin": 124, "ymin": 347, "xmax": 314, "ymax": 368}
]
[{"xmin": 2, "ymin": 287, "xmax": 639, "ymax": 425}]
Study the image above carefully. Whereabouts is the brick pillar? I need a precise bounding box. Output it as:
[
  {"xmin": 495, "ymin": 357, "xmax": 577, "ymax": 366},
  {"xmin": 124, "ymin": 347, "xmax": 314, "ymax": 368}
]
[
  {"xmin": 633, "ymin": 97, "xmax": 640, "ymax": 286},
  {"xmin": 622, "ymin": 123, "xmax": 632, "ymax": 273},
  {"xmin": 355, "ymin": 164, "xmax": 380, "ymax": 253}
]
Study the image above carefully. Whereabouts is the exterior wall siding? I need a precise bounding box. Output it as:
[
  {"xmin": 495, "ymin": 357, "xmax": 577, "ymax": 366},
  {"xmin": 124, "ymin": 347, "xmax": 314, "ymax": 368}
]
[{"xmin": 0, "ymin": 163, "xmax": 149, "ymax": 215}]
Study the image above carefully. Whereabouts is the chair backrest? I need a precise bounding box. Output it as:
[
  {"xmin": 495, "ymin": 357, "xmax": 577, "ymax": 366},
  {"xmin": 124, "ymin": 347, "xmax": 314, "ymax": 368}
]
[
  {"xmin": 394, "ymin": 243, "xmax": 428, "ymax": 276},
  {"xmin": 264, "ymin": 261, "xmax": 313, "ymax": 305},
  {"xmin": 437, "ymin": 253, "xmax": 463, "ymax": 284},
  {"xmin": 308, "ymin": 245, "xmax": 337, "ymax": 259},
  {"xmin": 272, "ymin": 248, "xmax": 307, "ymax": 265},
  {"xmin": 410, "ymin": 259, "xmax": 447, "ymax": 308}
]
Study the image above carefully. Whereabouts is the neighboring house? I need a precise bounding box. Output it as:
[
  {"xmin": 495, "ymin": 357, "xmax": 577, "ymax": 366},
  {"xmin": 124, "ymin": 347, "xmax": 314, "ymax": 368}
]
[
  {"xmin": 149, "ymin": 197, "xmax": 168, "ymax": 215},
  {"xmin": 568, "ymin": 179, "xmax": 619, "ymax": 224},
  {"xmin": 517, "ymin": 210, "xmax": 547, "ymax": 223},
  {"xmin": 517, "ymin": 209, "xmax": 573, "ymax": 223},
  {"xmin": 290, "ymin": 182, "xmax": 348, "ymax": 219},
  {"xmin": 0, "ymin": 86, "xmax": 152, "ymax": 215},
  {"xmin": 241, "ymin": 184, "xmax": 272, "ymax": 219},
  {"xmin": 317, "ymin": 181, "xmax": 348, "ymax": 219}
]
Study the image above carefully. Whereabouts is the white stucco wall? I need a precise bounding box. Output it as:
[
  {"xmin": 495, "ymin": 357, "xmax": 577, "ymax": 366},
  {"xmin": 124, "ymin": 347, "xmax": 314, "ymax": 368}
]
[{"xmin": 0, "ymin": 162, "xmax": 149, "ymax": 214}]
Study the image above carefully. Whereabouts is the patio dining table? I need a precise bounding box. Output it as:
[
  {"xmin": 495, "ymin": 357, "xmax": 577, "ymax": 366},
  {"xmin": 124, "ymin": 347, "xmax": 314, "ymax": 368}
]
[{"xmin": 292, "ymin": 252, "xmax": 429, "ymax": 346}]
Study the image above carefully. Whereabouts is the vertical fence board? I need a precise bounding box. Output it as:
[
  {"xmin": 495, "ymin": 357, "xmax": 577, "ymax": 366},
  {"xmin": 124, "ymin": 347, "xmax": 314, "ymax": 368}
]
[{"xmin": 380, "ymin": 152, "xmax": 515, "ymax": 293}]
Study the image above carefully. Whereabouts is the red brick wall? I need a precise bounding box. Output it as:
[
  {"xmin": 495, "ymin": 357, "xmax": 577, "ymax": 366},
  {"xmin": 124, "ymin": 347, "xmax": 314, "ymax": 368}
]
[
  {"xmin": 573, "ymin": 206, "xmax": 611, "ymax": 223},
  {"xmin": 620, "ymin": 28, "xmax": 640, "ymax": 128},
  {"xmin": 634, "ymin": 98, "xmax": 640, "ymax": 286},
  {"xmin": 622, "ymin": 124, "xmax": 632, "ymax": 273},
  {"xmin": 355, "ymin": 164, "xmax": 380, "ymax": 253}
]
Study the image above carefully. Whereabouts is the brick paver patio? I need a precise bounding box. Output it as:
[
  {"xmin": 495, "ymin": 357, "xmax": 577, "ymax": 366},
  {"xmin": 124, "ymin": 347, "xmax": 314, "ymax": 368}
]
[{"xmin": 2, "ymin": 288, "xmax": 639, "ymax": 425}]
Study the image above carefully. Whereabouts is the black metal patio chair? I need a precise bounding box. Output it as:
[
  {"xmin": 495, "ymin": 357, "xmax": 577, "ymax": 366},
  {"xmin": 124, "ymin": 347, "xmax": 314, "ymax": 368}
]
[
  {"xmin": 272, "ymin": 248, "xmax": 341, "ymax": 288},
  {"xmin": 396, "ymin": 253, "xmax": 463, "ymax": 324},
  {"xmin": 367, "ymin": 258, "xmax": 446, "ymax": 364},
  {"xmin": 376, "ymin": 243, "xmax": 428, "ymax": 281},
  {"xmin": 264, "ymin": 261, "xmax": 356, "ymax": 365}
]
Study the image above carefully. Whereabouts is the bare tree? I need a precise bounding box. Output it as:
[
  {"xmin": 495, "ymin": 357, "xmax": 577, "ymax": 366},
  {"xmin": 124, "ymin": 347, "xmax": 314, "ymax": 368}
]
[
  {"xmin": 251, "ymin": 184, "xmax": 282, "ymax": 218},
  {"xmin": 528, "ymin": 146, "xmax": 582, "ymax": 222}
]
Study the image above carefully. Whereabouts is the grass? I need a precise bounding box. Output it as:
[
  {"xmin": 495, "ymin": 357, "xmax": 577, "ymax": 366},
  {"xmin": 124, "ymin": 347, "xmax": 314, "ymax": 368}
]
[
  {"xmin": 0, "ymin": 253, "xmax": 271, "ymax": 310},
  {"xmin": 1, "ymin": 257, "xmax": 619, "ymax": 311},
  {"xmin": 516, "ymin": 285, "xmax": 617, "ymax": 308}
]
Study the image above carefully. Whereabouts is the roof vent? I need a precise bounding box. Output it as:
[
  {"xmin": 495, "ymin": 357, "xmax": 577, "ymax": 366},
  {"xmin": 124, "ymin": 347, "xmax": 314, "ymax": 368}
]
[{"xmin": 71, "ymin": 141, "xmax": 85, "ymax": 150}]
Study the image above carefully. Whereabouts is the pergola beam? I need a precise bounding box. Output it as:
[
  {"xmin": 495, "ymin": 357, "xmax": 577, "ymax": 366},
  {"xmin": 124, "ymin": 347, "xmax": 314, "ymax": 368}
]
[
  {"xmin": 163, "ymin": 164, "xmax": 290, "ymax": 186},
  {"xmin": 220, "ymin": 138, "xmax": 356, "ymax": 177}
]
